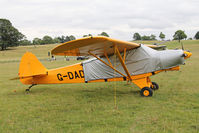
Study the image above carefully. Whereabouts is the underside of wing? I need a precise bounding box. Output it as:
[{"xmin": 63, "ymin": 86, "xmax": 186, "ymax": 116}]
[{"xmin": 51, "ymin": 36, "xmax": 140, "ymax": 56}]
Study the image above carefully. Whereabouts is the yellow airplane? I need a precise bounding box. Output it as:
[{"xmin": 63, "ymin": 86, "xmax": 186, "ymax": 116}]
[{"xmin": 14, "ymin": 36, "xmax": 192, "ymax": 97}]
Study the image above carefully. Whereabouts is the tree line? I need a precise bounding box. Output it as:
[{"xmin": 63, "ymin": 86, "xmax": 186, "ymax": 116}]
[
  {"xmin": 133, "ymin": 30, "xmax": 193, "ymax": 42},
  {"xmin": 1, "ymin": 18, "xmax": 199, "ymax": 50}
]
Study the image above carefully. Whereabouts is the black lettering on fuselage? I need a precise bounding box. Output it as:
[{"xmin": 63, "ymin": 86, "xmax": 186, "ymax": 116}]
[
  {"xmin": 74, "ymin": 71, "xmax": 80, "ymax": 79},
  {"xmin": 79, "ymin": 70, "xmax": 84, "ymax": 78},
  {"xmin": 57, "ymin": 70, "xmax": 84, "ymax": 80},
  {"xmin": 57, "ymin": 73, "xmax": 63, "ymax": 81},
  {"xmin": 68, "ymin": 72, "xmax": 74, "ymax": 79}
]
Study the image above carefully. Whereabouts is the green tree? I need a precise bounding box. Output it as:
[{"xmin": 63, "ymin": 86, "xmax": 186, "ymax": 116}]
[
  {"xmin": 33, "ymin": 38, "xmax": 42, "ymax": 45},
  {"xmin": 83, "ymin": 35, "xmax": 87, "ymax": 37},
  {"xmin": 65, "ymin": 36, "xmax": 71, "ymax": 42},
  {"xmin": 83, "ymin": 34, "xmax": 92, "ymax": 37},
  {"xmin": 133, "ymin": 33, "xmax": 141, "ymax": 40},
  {"xmin": 53, "ymin": 37, "xmax": 61, "ymax": 43},
  {"xmin": 0, "ymin": 18, "xmax": 24, "ymax": 50},
  {"xmin": 150, "ymin": 34, "xmax": 156, "ymax": 40},
  {"xmin": 98, "ymin": 32, "xmax": 109, "ymax": 37},
  {"xmin": 173, "ymin": 30, "xmax": 187, "ymax": 42},
  {"xmin": 69, "ymin": 35, "xmax": 76, "ymax": 41},
  {"xmin": 42, "ymin": 35, "xmax": 53, "ymax": 44},
  {"xmin": 19, "ymin": 39, "xmax": 32, "ymax": 46},
  {"xmin": 141, "ymin": 35, "xmax": 151, "ymax": 40},
  {"xmin": 159, "ymin": 32, "xmax": 165, "ymax": 40},
  {"xmin": 194, "ymin": 31, "xmax": 199, "ymax": 40},
  {"xmin": 57, "ymin": 36, "xmax": 65, "ymax": 43}
]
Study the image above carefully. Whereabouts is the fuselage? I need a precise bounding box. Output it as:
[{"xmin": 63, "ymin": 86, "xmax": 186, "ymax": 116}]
[{"xmin": 20, "ymin": 45, "xmax": 192, "ymax": 86}]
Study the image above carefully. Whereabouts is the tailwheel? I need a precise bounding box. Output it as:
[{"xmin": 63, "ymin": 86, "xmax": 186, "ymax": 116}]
[
  {"xmin": 25, "ymin": 84, "xmax": 36, "ymax": 92},
  {"xmin": 140, "ymin": 87, "xmax": 153, "ymax": 97},
  {"xmin": 151, "ymin": 82, "xmax": 159, "ymax": 90}
]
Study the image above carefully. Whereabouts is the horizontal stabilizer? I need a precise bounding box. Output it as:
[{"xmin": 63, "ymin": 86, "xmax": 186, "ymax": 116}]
[{"xmin": 10, "ymin": 73, "xmax": 47, "ymax": 80}]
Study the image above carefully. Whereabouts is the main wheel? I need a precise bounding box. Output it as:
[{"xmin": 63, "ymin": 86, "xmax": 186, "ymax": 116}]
[
  {"xmin": 151, "ymin": 82, "xmax": 159, "ymax": 90},
  {"xmin": 140, "ymin": 87, "xmax": 153, "ymax": 97}
]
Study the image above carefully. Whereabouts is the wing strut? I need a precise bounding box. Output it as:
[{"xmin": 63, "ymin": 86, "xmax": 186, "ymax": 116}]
[
  {"xmin": 123, "ymin": 48, "xmax": 126, "ymax": 62},
  {"xmin": 114, "ymin": 45, "xmax": 132, "ymax": 81},
  {"xmin": 104, "ymin": 52, "xmax": 112, "ymax": 66},
  {"xmin": 88, "ymin": 51, "xmax": 127, "ymax": 78}
]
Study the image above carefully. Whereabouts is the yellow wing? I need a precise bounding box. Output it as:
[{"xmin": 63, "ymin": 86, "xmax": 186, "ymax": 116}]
[{"xmin": 51, "ymin": 36, "xmax": 140, "ymax": 56}]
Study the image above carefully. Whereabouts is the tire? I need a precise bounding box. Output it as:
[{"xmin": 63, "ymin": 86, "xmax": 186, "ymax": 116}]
[
  {"xmin": 140, "ymin": 87, "xmax": 153, "ymax": 97},
  {"xmin": 151, "ymin": 82, "xmax": 159, "ymax": 90}
]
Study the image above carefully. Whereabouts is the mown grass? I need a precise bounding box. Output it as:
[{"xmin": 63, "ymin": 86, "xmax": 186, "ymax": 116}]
[{"xmin": 0, "ymin": 40, "xmax": 199, "ymax": 133}]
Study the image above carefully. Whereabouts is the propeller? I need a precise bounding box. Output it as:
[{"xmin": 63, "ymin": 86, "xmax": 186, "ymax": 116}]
[
  {"xmin": 181, "ymin": 42, "xmax": 184, "ymax": 50},
  {"xmin": 180, "ymin": 42, "xmax": 192, "ymax": 59},
  {"xmin": 180, "ymin": 42, "xmax": 191, "ymax": 52}
]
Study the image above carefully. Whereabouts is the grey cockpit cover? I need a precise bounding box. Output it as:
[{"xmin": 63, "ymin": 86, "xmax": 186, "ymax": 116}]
[{"xmin": 83, "ymin": 44, "xmax": 184, "ymax": 81}]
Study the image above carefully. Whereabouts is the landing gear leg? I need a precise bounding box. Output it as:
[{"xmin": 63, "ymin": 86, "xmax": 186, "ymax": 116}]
[
  {"xmin": 132, "ymin": 77, "xmax": 154, "ymax": 97},
  {"xmin": 26, "ymin": 84, "xmax": 37, "ymax": 92}
]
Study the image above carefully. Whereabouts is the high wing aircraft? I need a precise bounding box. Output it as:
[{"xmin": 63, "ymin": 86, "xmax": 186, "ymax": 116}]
[{"xmin": 14, "ymin": 36, "xmax": 192, "ymax": 97}]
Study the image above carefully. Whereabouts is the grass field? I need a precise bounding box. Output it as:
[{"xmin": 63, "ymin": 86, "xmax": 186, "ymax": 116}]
[{"xmin": 0, "ymin": 40, "xmax": 199, "ymax": 133}]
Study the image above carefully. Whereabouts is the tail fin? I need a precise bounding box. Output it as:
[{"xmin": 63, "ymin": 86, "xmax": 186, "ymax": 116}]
[{"xmin": 18, "ymin": 52, "xmax": 48, "ymax": 78}]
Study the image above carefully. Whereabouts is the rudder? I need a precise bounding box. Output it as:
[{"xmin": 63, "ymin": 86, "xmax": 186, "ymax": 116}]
[{"xmin": 18, "ymin": 52, "xmax": 48, "ymax": 84}]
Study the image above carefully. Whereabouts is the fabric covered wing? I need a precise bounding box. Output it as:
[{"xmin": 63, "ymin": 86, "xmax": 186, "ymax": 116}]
[{"xmin": 51, "ymin": 36, "xmax": 140, "ymax": 56}]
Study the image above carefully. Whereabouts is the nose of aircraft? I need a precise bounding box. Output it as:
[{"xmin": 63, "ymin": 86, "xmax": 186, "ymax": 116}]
[{"xmin": 183, "ymin": 51, "xmax": 192, "ymax": 59}]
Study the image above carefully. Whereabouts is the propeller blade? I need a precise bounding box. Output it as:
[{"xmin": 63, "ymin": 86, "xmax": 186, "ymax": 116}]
[{"xmin": 181, "ymin": 42, "xmax": 184, "ymax": 50}]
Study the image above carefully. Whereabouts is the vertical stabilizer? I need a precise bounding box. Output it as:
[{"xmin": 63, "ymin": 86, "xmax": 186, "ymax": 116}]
[{"xmin": 19, "ymin": 52, "xmax": 47, "ymax": 78}]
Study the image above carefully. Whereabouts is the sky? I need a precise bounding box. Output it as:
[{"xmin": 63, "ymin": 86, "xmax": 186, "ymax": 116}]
[{"xmin": 0, "ymin": 0, "xmax": 198, "ymax": 41}]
